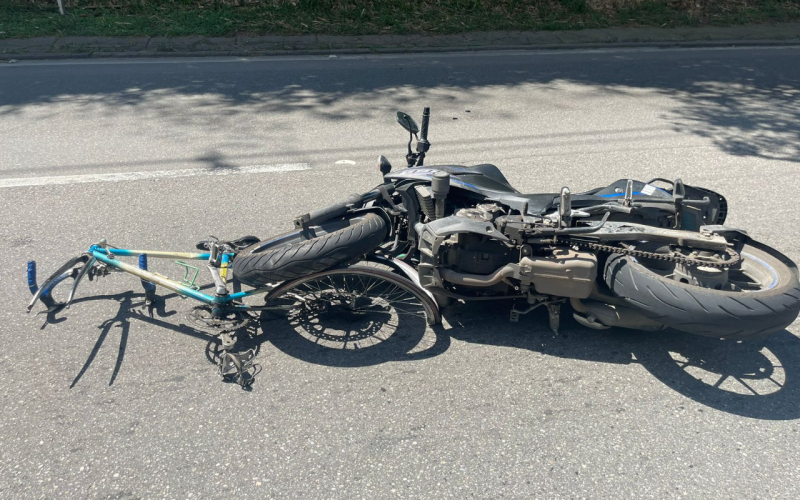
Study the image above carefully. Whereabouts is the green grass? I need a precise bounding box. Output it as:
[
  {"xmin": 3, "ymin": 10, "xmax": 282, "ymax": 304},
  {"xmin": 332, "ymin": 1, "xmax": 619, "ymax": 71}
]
[{"xmin": 1, "ymin": 1, "xmax": 798, "ymax": 39}]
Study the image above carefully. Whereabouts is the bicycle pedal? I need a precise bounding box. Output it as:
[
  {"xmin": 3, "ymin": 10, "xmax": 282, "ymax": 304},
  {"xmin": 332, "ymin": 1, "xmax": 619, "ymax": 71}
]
[{"xmin": 218, "ymin": 349, "xmax": 260, "ymax": 389}]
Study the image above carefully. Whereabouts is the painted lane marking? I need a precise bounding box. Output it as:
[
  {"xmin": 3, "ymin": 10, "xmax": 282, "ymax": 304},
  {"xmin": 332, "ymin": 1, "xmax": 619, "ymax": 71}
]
[{"xmin": 0, "ymin": 163, "xmax": 310, "ymax": 188}]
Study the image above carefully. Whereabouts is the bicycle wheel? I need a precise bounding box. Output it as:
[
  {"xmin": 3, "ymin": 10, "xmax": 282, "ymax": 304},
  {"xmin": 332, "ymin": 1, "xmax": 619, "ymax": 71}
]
[{"xmin": 263, "ymin": 265, "xmax": 440, "ymax": 351}]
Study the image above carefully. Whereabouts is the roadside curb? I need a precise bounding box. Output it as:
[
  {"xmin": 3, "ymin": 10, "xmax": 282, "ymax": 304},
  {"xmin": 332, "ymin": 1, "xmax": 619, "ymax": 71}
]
[
  {"xmin": 2, "ymin": 25, "xmax": 800, "ymax": 61},
  {"xmin": 4, "ymin": 39, "xmax": 800, "ymax": 62}
]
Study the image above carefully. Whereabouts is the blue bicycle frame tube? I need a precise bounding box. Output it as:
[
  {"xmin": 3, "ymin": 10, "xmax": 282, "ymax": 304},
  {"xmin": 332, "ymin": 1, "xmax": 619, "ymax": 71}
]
[
  {"xmin": 92, "ymin": 250, "xmax": 213, "ymax": 303},
  {"xmin": 228, "ymin": 288, "xmax": 271, "ymax": 300},
  {"xmin": 92, "ymin": 248, "xmax": 214, "ymax": 260},
  {"xmin": 89, "ymin": 246, "xmax": 272, "ymax": 308}
]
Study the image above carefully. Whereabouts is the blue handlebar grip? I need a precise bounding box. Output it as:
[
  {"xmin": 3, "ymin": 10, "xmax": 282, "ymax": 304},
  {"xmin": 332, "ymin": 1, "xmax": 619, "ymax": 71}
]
[
  {"xmin": 138, "ymin": 254, "xmax": 156, "ymax": 293},
  {"xmin": 27, "ymin": 261, "xmax": 39, "ymax": 295}
]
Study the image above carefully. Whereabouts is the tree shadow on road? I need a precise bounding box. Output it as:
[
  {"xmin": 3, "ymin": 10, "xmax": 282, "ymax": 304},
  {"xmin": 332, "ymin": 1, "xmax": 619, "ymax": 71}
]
[
  {"xmin": 2, "ymin": 48, "xmax": 799, "ymax": 164},
  {"xmin": 666, "ymin": 79, "xmax": 800, "ymax": 163},
  {"xmin": 263, "ymin": 299, "xmax": 800, "ymax": 421}
]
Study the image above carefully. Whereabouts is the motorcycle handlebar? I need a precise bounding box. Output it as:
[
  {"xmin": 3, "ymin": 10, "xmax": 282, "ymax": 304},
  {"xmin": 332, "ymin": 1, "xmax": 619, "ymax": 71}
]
[
  {"xmin": 299, "ymin": 193, "xmax": 363, "ymax": 228},
  {"xmin": 419, "ymin": 107, "xmax": 430, "ymax": 141},
  {"xmin": 294, "ymin": 185, "xmax": 396, "ymax": 229}
]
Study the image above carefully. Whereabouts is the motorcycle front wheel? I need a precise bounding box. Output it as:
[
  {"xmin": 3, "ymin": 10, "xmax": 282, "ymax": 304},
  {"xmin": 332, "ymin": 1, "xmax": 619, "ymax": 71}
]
[
  {"xmin": 233, "ymin": 213, "xmax": 388, "ymax": 288},
  {"xmin": 603, "ymin": 240, "xmax": 800, "ymax": 340},
  {"xmin": 263, "ymin": 265, "xmax": 440, "ymax": 349}
]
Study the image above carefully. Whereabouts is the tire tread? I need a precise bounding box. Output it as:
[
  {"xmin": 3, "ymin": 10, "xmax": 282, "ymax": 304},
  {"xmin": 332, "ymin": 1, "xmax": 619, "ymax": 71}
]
[
  {"xmin": 233, "ymin": 213, "xmax": 388, "ymax": 287},
  {"xmin": 603, "ymin": 244, "xmax": 800, "ymax": 339}
]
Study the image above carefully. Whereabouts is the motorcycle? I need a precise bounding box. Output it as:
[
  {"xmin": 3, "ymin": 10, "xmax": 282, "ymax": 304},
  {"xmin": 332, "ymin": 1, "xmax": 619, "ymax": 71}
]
[{"xmin": 233, "ymin": 107, "xmax": 800, "ymax": 340}]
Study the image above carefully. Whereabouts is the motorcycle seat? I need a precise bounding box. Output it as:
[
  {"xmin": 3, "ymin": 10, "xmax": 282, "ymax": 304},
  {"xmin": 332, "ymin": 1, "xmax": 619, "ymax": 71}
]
[
  {"xmin": 464, "ymin": 164, "xmax": 557, "ymax": 214},
  {"xmin": 467, "ymin": 164, "xmax": 513, "ymax": 190},
  {"xmin": 520, "ymin": 193, "xmax": 558, "ymax": 214}
]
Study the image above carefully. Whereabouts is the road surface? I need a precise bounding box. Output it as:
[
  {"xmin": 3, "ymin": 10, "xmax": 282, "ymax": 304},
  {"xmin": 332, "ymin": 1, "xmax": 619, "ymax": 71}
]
[{"xmin": 1, "ymin": 46, "xmax": 799, "ymax": 498}]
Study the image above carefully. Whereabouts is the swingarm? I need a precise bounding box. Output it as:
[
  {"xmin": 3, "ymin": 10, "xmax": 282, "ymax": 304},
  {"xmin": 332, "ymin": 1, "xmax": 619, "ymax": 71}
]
[{"xmin": 574, "ymin": 221, "xmax": 734, "ymax": 251}]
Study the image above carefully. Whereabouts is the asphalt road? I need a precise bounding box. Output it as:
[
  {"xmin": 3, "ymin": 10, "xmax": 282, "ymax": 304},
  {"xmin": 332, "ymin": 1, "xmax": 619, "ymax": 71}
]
[{"xmin": 1, "ymin": 46, "xmax": 800, "ymax": 499}]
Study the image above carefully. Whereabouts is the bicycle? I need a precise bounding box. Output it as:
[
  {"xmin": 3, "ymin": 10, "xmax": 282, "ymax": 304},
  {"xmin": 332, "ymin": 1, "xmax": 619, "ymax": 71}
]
[{"xmin": 27, "ymin": 236, "xmax": 440, "ymax": 388}]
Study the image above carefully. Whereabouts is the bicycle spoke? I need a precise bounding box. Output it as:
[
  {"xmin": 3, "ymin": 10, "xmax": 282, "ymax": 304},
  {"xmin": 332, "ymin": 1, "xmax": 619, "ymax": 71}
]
[{"xmin": 267, "ymin": 268, "xmax": 432, "ymax": 350}]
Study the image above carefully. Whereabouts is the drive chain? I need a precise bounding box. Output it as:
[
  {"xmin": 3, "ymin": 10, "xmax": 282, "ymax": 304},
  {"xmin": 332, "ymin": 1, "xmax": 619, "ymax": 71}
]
[{"xmin": 569, "ymin": 240, "xmax": 741, "ymax": 269}]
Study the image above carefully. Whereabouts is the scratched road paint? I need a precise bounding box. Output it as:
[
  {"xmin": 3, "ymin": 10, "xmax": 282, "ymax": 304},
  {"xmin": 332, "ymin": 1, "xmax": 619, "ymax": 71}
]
[{"xmin": 0, "ymin": 163, "xmax": 310, "ymax": 188}]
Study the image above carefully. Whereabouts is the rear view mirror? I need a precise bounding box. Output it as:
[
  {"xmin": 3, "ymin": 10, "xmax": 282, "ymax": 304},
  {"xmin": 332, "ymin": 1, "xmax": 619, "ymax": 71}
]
[{"xmin": 396, "ymin": 111, "xmax": 419, "ymax": 134}]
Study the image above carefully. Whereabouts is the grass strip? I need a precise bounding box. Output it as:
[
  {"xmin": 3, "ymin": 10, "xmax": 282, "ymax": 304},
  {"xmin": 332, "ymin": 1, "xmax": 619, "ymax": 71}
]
[{"xmin": 1, "ymin": 1, "xmax": 799, "ymax": 39}]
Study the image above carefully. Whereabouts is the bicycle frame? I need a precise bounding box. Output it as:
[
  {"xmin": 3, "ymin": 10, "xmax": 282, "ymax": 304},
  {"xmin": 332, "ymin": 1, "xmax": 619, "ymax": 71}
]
[
  {"xmin": 27, "ymin": 243, "xmax": 277, "ymax": 313},
  {"xmin": 89, "ymin": 246, "xmax": 276, "ymax": 310}
]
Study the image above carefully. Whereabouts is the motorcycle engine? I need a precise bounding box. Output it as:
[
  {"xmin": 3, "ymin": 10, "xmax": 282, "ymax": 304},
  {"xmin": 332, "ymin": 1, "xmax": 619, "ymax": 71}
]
[
  {"xmin": 436, "ymin": 204, "xmax": 512, "ymax": 277},
  {"xmin": 455, "ymin": 203, "xmax": 503, "ymax": 222},
  {"xmin": 442, "ymin": 204, "xmax": 511, "ymax": 275}
]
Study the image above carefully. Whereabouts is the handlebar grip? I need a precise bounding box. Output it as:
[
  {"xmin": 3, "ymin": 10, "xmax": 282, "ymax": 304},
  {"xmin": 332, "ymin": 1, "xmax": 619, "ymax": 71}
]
[
  {"xmin": 419, "ymin": 107, "xmax": 430, "ymax": 141},
  {"xmin": 27, "ymin": 261, "xmax": 38, "ymax": 294},
  {"xmin": 296, "ymin": 193, "xmax": 363, "ymax": 228}
]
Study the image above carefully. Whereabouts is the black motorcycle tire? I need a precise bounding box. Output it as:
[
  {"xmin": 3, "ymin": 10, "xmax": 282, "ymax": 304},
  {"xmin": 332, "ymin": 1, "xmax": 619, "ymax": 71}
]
[
  {"xmin": 603, "ymin": 241, "xmax": 800, "ymax": 340},
  {"xmin": 233, "ymin": 213, "xmax": 388, "ymax": 287}
]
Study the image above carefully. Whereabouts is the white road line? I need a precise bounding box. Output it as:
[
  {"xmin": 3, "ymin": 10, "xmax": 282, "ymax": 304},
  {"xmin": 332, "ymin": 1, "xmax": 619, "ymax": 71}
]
[{"xmin": 0, "ymin": 163, "xmax": 310, "ymax": 188}]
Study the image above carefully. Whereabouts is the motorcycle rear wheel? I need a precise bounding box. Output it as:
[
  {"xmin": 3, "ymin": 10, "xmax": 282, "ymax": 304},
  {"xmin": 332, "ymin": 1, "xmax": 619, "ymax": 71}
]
[{"xmin": 603, "ymin": 240, "xmax": 800, "ymax": 339}]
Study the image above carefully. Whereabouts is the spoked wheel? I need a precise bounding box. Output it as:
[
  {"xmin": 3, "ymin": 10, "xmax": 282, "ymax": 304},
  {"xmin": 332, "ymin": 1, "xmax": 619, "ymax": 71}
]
[
  {"xmin": 604, "ymin": 240, "xmax": 800, "ymax": 340},
  {"xmin": 263, "ymin": 265, "xmax": 440, "ymax": 351}
]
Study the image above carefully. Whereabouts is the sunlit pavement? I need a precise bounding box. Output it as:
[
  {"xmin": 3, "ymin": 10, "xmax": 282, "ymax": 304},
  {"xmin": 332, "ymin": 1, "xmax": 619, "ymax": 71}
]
[{"xmin": 1, "ymin": 47, "xmax": 799, "ymax": 498}]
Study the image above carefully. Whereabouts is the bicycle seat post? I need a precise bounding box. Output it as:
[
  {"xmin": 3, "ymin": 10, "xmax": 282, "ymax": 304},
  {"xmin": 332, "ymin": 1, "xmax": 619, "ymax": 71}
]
[{"xmin": 206, "ymin": 242, "xmax": 230, "ymax": 317}]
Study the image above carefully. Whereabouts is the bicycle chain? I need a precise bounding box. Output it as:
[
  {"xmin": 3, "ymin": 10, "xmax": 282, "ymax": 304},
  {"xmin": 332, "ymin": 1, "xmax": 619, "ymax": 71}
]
[{"xmin": 568, "ymin": 239, "xmax": 741, "ymax": 269}]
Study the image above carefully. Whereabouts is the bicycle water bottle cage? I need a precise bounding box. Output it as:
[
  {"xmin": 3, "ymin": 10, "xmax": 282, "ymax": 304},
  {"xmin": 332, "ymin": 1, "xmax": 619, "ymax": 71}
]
[{"xmin": 174, "ymin": 261, "xmax": 200, "ymax": 291}]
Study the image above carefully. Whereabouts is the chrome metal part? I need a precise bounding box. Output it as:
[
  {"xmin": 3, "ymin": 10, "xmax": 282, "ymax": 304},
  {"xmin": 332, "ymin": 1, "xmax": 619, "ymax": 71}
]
[
  {"xmin": 559, "ymin": 187, "xmax": 572, "ymax": 227},
  {"xmin": 624, "ymin": 179, "xmax": 634, "ymax": 207},
  {"xmin": 186, "ymin": 305, "xmax": 251, "ymax": 334}
]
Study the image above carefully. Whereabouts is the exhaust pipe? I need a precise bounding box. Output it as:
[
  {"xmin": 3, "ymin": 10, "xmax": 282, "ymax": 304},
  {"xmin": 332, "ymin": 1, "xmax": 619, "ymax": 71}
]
[
  {"xmin": 440, "ymin": 265, "xmax": 515, "ymax": 287},
  {"xmin": 570, "ymin": 298, "xmax": 665, "ymax": 331}
]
